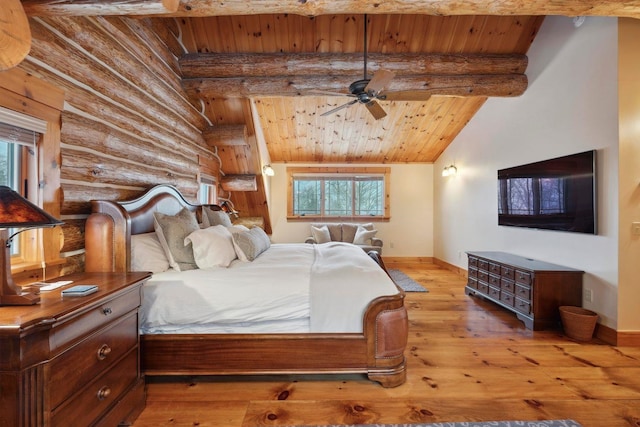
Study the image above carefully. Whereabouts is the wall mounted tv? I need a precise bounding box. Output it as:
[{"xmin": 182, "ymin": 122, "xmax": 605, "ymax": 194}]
[{"xmin": 497, "ymin": 150, "xmax": 597, "ymax": 234}]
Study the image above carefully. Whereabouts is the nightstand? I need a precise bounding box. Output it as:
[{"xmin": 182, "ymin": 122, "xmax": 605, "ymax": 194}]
[{"xmin": 0, "ymin": 271, "xmax": 151, "ymax": 427}]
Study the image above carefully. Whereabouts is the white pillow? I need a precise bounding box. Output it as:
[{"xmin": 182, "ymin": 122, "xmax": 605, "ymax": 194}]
[
  {"xmin": 130, "ymin": 232, "xmax": 170, "ymax": 273},
  {"xmin": 311, "ymin": 225, "xmax": 331, "ymax": 243},
  {"xmin": 353, "ymin": 225, "xmax": 378, "ymax": 245},
  {"xmin": 184, "ymin": 225, "xmax": 237, "ymax": 269}
]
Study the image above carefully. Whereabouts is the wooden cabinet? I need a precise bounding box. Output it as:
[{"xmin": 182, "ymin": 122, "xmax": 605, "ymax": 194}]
[
  {"xmin": 0, "ymin": 271, "xmax": 151, "ymax": 427},
  {"xmin": 465, "ymin": 251, "xmax": 583, "ymax": 330}
]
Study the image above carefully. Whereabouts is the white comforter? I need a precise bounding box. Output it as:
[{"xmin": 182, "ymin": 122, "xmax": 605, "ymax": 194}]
[{"xmin": 140, "ymin": 242, "xmax": 398, "ymax": 334}]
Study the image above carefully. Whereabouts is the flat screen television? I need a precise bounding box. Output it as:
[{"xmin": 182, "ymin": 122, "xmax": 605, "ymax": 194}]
[{"xmin": 497, "ymin": 150, "xmax": 596, "ymax": 234}]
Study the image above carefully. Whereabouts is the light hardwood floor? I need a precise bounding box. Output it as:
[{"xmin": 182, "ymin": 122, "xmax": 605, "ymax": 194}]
[{"xmin": 133, "ymin": 262, "xmax": 640, "ymax": 427}]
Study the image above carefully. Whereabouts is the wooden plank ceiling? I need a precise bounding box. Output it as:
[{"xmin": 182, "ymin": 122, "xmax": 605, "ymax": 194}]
[{"xmin": 174, "ymin": 14, "xmax": 544, "ymax": 164}]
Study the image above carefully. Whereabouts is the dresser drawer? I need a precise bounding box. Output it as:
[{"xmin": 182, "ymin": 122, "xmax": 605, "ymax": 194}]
[
  {"xmin": 478, "ymin": 271, "xmax": 489, "ymax": 283},
  {"xmin": 49, "ymin": 312, "xmax": 138, "ymax": 409},
  {"xmin": 51, "ymin": 348, "xmax": 138, "ymax": 427},
  {"xmin": 514, "ymin": 297, "xmax": 531, "ymax": 315},
  {"xmin": 515, "ymin": 284, "xmax": 531, "ymax": 301},
  {"xmin": 500, "ymin": 291, "xmax": 515, "ymax": 307},
  {"xmin": 500, "ymin": 278, "xmax": 515, "ymax": 293},
  {"xmin": 489, "ymin": 262, "xmax": 501, "ymax": 275},
  {"xmin": 477, "ymin": 282, "xmax": 489, "ymax": 294},
  {"xmin": 467, "ymin": 277, "xmax": 478, "ymax": 289},
  {"xmin": 488, "ymin": 274, "xmax": 500, "ymax": 287},
  {"xmin": 488, "ymin": 286, "xmax": 500, "ymax": 299},
  {"xmin": 478, "ymin": 259, "xmax": 489, "ymax": 271},
  {"xmin": 515, "ymin": 270, "xmax": 532, "ymax": 286},
  {"xmin": 500, "ymin": 265, "xmax": 515, "ymax": 280},
  {"xmin": 52, "ymin": 287, "xmax": 141, "ymax": 352},
  {"xmin": 468, "ymin": 267, "xmax": 478, "ymax": 278},
  {"xmin": 468, "ymin": 256, "xmax": 478, "ymax": 267}
]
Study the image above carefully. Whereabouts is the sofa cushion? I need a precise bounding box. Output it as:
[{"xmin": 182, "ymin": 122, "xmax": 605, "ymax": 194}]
[
  {"xmin": 341, "ymin": 223, "xmax": 358, "ymax": 243},
  {"xmin": 312, "ymin": 223, "xmax": 341, "ymax": 242}
]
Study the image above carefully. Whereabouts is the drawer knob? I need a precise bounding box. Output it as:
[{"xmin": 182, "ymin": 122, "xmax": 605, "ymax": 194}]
[
  {"xmin": 97, "ymin": 344, "xmax": 112, "ymax": 361},
  {"xmin": 102, "ymin": 307, "xmax": 113, "ymax": 315},
  {"xmin": 97, "ymin": 386, "xmax": 111, "ymax": 401}
]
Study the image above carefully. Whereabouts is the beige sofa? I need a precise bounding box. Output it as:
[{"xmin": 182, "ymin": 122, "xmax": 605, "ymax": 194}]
[{"xmin": 304, "ymin": 223, "xmax": 383, "ymax": 254}]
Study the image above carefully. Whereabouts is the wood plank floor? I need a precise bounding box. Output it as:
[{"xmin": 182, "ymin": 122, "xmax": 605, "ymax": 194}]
[{"xmin": 133, "ymin": 261, "xmax": 640, "ymax": 427}]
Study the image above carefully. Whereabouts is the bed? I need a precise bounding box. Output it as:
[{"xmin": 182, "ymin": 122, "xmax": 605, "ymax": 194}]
[{"xmin": 84, "ymin": 184, "xmax": 408, "ymax": 387}]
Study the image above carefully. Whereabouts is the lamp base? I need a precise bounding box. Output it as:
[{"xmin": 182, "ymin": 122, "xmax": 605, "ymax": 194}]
[{"xmin": 0, "ymin": 291, "xmax": 40, "ymax": 305}]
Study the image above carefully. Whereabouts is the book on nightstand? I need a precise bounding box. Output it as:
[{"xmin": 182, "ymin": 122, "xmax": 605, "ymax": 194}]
[{"xmin": 61, "ymin": 285, "xmax": 99, "ymax": 297}]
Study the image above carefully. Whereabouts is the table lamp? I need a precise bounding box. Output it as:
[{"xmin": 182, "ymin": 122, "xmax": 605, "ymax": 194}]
[{"xmin": 0, "ymin": 185, "xmax": 63, "ymax": 305}]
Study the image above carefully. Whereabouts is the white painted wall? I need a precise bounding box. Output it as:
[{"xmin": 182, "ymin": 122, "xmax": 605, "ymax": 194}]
[
  {"xmin": 434, "ymin": 17, "xmax": 620, "ymax": 328},
  {"xmin": 268, "ymin": 163, "xmax": 434, "ymax": 258}
]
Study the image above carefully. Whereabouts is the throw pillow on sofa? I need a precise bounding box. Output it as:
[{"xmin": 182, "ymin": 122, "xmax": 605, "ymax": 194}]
[
  {"xmin": 353, "ymin": 225, "xmax": 378, "ymax": 245},
  {"xmin": 311, "ymin": 225, "xmax": 331, "ymax": 243}
]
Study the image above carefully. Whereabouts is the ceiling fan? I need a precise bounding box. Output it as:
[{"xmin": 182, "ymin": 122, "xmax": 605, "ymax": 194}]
[{"xmin": 314, "ymin": 15, "xmax": 432, "ymax": 120}]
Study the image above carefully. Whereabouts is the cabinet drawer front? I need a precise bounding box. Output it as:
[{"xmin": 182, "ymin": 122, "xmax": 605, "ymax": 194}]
[
  {"xmin": 488, "ymin": 286, "xmax": 500, "ymax": 299},
  {"xmin": 489, "ymin": 262, "xmax": 501, "ymax": 274},
  {"xmin": 515, "ymin": 284, "xmax": 531, "ymax": 300},
  {"xmin": 468, "ymin": 256, "xmax": 478, "ymax": 267},
  {"xmin": 515, "ymin": 297, "xmax": 531, "ymax": 315},
  {"xmin": 52, "ymin": 288, "xmax": 141, "ymax": 352},
  {"xmin": 477, "ymin": 283, "xmax": 489, "ymax": 294},
  {"xmin": 500, "ymin": 292, "xmax": 515, "ymax": 307},
  {"xmin": 515, "ymin": 270, "xmax": 532, "ymax": 286},
  {"xmin": 52, "ymin": 349, "xmax": 138, "ymax": 427},
  {"xmin": 468, "ymin": 267, "xmax": 478, "ymax": 278},
  {"xmin": 478, "ymin": 259, "xmax": 489, "ymax": 270},
  {"xmin": 500, "ymin": 266, "xmax": 515, "ymax": 279},
  {"xmin": 488, "ymin": 274, "xmax": 500, "ymax": 287},
  {"xmin": 500, "ymin": 278, "xmax": 515, "ymax": 294},
  {"xmin": 49, "ymin": 313, "xmax": 138, "ymax": 409},
  {"xmin": 467, "ymin": 277, "xmax": 478, "ymax": 289},
  {"xmin": 478, "ymin": 271, "xmax": 489, "ymax": 283}
]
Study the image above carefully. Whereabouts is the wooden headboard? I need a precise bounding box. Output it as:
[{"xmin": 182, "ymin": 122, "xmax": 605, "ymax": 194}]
[{"xmin": 84, "ymin": 184, "xmax": 220, "ymax": 273}]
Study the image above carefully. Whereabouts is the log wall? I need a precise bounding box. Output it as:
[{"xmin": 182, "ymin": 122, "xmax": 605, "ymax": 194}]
[{"xmin": 17, "ymin": 15, "xmax": 214, "ymax": 274}]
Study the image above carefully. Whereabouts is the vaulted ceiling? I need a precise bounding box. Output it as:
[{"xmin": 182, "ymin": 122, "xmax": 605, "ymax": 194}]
[{"xmin": 174, "ymin": 14, "xmax": 543, "ymax": 163}]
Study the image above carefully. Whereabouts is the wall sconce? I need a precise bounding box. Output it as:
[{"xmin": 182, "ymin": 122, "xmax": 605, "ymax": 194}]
[
  {"xmin": 442, "ymin": 165, "xmax": 457, "ymax": 177},
  {"xmin": 0, "ymin": 186, "xmax": 63, "ymax": 305},
  {"xmin": 262, "ymin": 164, "xmax": 275, "ymax": 177}
]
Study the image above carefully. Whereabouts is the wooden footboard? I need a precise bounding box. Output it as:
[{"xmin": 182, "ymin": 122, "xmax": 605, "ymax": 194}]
[{"xmin": 85, "ymin": 184, "xmax": 408, "ymax": 387}]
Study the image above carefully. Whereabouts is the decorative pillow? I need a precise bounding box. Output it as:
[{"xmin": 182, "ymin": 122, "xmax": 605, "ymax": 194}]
[
  {"xmin": 353, "ymin": 225, "xmax": 378, "ymax": 245},
  {"xmin": 227, "ymin": 225, "xmax": 251, "ymax": 261},
  {"xmin": 311, "ymin": 225, "xmax": 331, "ymax": 244},
  {"xmin": 184, "ymin": 225, "xmax": 237, "ymax": 269},
  {"xmin": 153, "ymin": 208, "xmax": 200, "ymax": 271},
  {"xmin": 201, "ymin": 206, "xmax": 232, "ymax": 227},
  {"xmin": 130, "ymin": 232, "xmax": 170, "ymax": 273},
  {"xmin": 231, "ymin": 227, "xmax": 271, "ymax": 261}
]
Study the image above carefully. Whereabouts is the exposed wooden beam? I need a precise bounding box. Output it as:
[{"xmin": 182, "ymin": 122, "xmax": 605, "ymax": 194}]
[
  {"xmin": 203, "ymin": 125, "xmax": 248, "ymax": 147},
  {"xmin": 183, "ymin": 74, "xmax": 528, "ymax": 99},
  {"xmin": 22, "ymin": 0, "xmax": 179, "ymax": 16},
  {"xmin": 160, "ymin": 0, "xmax": 640, "ymax": 19},
  {"xmin": 221, "ymin": 175, "xmax": 257, "ymax": 192},
  {"xmin": 0, "ymin": 0, "xmax": 31, "ymax": 70},
  {"xmin": 180, "ymin": 52, "xmax": 528, "ymax": 79}
]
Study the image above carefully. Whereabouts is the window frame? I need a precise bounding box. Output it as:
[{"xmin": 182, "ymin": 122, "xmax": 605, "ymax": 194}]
[{"xmin": 287, "ymin": 167, "xmax": 390, "ymax": 221}]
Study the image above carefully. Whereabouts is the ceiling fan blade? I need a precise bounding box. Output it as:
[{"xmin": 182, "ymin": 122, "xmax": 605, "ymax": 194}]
[
  {"xmin": 321, "ymin": 99, "xmax": 358, "ymax": 117},
  {"xmin": 308, "ymin": 89, "xmax": 357, "ymax": 98},
  {"xmin": 381, "ymin": 91, "xmax": 433, "ymax": 101},
  {"xmin": 364, "ymin": 70, "xmax": 395, "ymax": 96},
  {"xmin": 364, "ymin": 100, "xmax": 387, "ymax": 120}
]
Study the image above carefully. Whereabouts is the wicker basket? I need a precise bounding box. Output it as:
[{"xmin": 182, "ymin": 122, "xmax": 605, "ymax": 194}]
[{"xmin": 559, "ymin": 306, "xmax": 598, "ymax": 341}]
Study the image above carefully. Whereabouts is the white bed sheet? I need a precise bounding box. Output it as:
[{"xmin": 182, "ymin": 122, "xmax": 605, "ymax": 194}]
[{"xmin": 140, "ymin": 242, "xmax": 398, "ymax": 334}]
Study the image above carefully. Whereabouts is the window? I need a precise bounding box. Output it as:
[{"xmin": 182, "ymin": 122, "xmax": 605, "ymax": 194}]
[
  {"xmin": 287, "ymin": 167, "xmax": 390, "ymax": 220},
  {"xmin": 0, "ymin": 113, "xmax": 45, "ymax": 262},
  {"xmin": 198, "ymin": 173, "xmax": 217, "ymax": 204}
]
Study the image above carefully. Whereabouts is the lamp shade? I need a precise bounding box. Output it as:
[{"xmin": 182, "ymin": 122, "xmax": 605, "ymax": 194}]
[{"xmin": 0, "ymin": 185, "xmax": 63, "ymax": 228}]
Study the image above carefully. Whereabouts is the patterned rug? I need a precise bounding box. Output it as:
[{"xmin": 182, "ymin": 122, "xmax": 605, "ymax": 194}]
[
  {"xmin": 388, "ymin": 269, "xmax": 428, "ymax": 292},
  {"xmin": 296, "ymin": 420, "xmax": 582, "ymax": 427}
]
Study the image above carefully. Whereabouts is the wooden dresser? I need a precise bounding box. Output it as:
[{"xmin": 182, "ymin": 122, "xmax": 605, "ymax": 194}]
[
  {"xmin": 0, "ymin": 271, "xmax": 151, "ymax": 427},
  {"xmin": 465, "ymin": 251, "xmax": 583, "ymax": 330}
]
